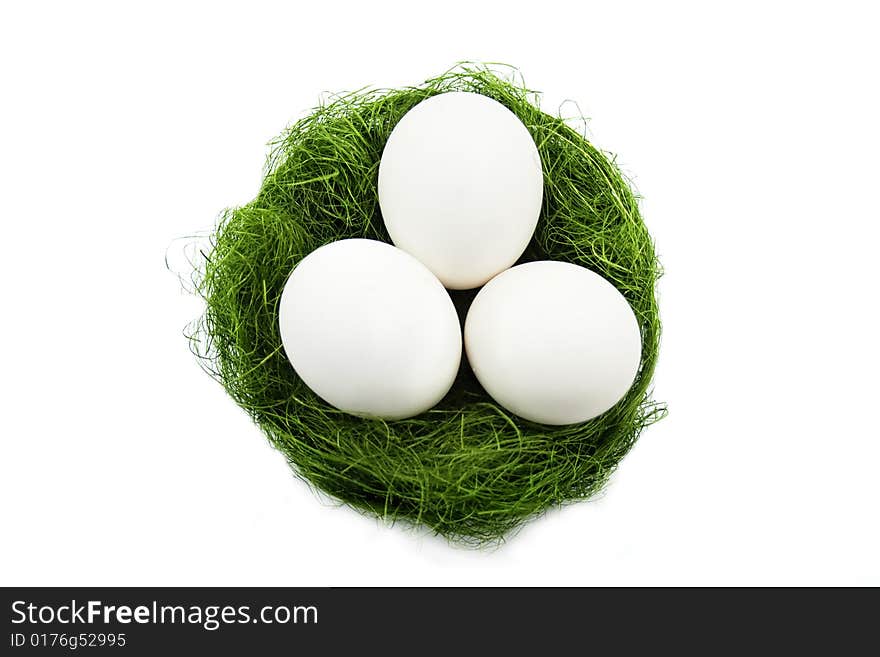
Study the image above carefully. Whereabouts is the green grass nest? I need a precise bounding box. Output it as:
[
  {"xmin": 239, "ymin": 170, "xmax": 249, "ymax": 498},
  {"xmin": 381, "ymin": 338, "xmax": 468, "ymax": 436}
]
[{"xmin": 191, "ymin": 64, "xmax": 665, "ymax": 544}]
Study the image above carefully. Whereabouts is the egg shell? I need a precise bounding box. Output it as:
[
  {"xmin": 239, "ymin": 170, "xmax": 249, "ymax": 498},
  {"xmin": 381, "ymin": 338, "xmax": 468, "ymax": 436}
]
[
  {"xmin": 278, "ymin": 239, "xmax": 462, "ymax": 420},
  {"xmin": 378, "ymin": 91, "xmax": 543, "ymax": 290},
  {"xmin": 464, "ymin": 261, "xmax": 642, "ymax": 425}
]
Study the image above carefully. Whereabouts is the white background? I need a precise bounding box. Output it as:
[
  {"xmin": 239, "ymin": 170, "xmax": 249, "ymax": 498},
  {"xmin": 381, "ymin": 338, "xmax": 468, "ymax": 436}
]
[{"xmin": 2, "ymin": 1, "xmax": 878, "ymax": 586}]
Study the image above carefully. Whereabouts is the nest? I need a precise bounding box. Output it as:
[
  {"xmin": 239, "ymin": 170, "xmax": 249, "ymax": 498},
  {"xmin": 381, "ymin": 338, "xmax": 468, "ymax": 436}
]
[{"xmin": 191, "ymin": 64, "xmax": 665, "ymax": 544}]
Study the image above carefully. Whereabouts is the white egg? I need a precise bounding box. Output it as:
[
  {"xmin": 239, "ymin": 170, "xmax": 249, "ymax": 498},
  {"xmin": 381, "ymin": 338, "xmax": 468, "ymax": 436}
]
[
  {"xmin": 278, "ymin": 239, "xmax": 462, "ymax": 420},
  {"xmin": 378, "ymin": 91, "xmax": 543, "ymax": 290},
  {"xmin": 464, "ymin": 261, "xmax": 642, "ymax": 425}
]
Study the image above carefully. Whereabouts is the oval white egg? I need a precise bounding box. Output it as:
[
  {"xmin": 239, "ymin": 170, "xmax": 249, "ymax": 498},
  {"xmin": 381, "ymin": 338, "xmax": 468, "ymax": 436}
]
[
  {"xmin": 464, "ymin": 261, "xmax": 642, "ymax": 425},
  {"xmin": 278, "ymin": 239, "xmax": 462, "ymax": 420},
  {"xmin": 378, "ymin": 91, "xmax": 543, "ymax": 290}
]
